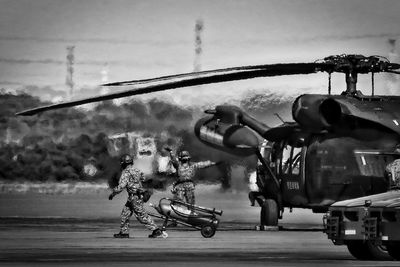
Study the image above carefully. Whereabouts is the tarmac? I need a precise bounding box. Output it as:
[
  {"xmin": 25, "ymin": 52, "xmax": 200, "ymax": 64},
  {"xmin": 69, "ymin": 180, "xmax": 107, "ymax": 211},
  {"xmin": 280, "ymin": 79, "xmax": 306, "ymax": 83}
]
[
  {"xmin": 1, "ymin": 218, "xmax": 399, "ymax": 267},
  {"xmin": 1, "ymin": 187, "xmax": 399, "ymax": 266}
]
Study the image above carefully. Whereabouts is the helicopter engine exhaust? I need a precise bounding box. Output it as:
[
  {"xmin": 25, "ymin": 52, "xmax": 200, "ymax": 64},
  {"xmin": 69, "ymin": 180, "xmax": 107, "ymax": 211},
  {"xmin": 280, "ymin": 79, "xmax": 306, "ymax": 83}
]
[
  {"xmin": 292, "ymin": 95, "xmax": 342, "ymax": 131},
  {"xmin": 319, "ymin": 98, "xmax": 342, "ymax": 125},
  {"xmin": 194, "ymin": 105, "xmax": 261, "ymax": 156}
]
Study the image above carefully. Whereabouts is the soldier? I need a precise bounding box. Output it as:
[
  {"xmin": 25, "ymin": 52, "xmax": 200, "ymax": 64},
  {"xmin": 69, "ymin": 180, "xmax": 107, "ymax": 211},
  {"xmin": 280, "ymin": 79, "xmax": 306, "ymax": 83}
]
[
  {"xmin": 109, "ymin": 154, "xmax": 165, "ymax": 238},
  {"xmin": 385, "ymin": 159, "xmax": 400, "ymax": 190},
  {"xmin": 167, "ymin": 150, "xmax": 217, "ymax": 204}
]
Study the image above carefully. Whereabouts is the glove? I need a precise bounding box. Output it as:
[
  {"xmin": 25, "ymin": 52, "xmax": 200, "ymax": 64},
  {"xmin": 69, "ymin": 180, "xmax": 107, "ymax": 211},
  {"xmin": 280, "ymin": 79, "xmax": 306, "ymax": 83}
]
[
  {"xmin": 108, "ymin": 192, "xmax": 115, "ymax": 200},
  {"xmin": 141, "ymin": 190, "xmax": 152, "ymax": 203},
  {"xmin": 171, "ymin": 183, "xmax": 177, "ymax": 194}
]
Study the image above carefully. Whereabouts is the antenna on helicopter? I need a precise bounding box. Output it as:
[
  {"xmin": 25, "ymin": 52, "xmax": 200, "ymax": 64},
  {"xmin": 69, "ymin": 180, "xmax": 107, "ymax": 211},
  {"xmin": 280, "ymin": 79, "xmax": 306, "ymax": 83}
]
[
  {"xmin": 328, "ymin": 72, "xmax": 332, "ymax": 95},
  {"xmin": 274, "ymin": 113, "xmax": 285, "ymax": 124},
  {"xmin": 371, "ymin": 71, "xmax": 375, "ymax": 96}
]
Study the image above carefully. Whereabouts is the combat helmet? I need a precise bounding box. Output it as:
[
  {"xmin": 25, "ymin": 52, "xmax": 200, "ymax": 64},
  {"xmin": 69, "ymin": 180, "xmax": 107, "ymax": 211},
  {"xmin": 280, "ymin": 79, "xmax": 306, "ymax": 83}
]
[
  {"xmin": 178, "ymin": 150, "xmax": 191, "ymax": 161},
  {"xmin": 120, "ymin": 154, "xmax": 134, "ymax": 167}
]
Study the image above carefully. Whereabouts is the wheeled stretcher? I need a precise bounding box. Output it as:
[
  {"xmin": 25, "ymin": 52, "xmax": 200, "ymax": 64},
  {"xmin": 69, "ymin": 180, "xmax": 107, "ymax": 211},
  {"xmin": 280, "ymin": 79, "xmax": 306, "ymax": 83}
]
[{"xmin": 149, "ymin": 198, "xmax": 223, "ymax": 238}]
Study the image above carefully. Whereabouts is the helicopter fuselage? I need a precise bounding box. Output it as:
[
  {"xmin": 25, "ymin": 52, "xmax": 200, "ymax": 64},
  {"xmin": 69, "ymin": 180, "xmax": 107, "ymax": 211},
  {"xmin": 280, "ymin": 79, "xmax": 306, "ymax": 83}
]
[
  {"xmin": 258, "ymin": 132, "xmax": 397, "ymax": 213},
  {"xmin": 194, "ymin": 92, "xmax": 400, "ymax": 217}
]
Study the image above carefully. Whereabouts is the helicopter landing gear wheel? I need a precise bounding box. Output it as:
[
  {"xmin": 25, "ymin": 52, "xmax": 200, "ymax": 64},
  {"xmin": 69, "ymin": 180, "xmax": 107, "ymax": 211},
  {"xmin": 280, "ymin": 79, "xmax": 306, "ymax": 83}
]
[
  {"xmin": 387, "ymin": 242, "xmax": 400, "ymax": 260},
  {"xmin": 347, "ymin": 241, "xmax": 392, "ymax": 260},
  {"xmin": 201, "ymin": 224, "xmax": 216, "ymax": 238},
  {"xmin": 260, "ymin": 199, "xmax": 278, "ymax": 226}
]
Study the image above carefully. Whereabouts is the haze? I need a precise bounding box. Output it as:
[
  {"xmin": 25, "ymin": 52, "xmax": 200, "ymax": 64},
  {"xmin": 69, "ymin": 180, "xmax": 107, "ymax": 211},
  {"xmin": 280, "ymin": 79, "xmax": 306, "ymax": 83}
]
[{"xmin": 1, "ymin": 0, "xmax": 399, "ymax": 105}]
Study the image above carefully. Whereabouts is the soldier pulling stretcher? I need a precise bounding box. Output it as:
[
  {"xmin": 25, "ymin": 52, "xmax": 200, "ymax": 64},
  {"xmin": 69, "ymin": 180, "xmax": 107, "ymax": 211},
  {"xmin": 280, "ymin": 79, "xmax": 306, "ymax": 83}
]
[{"xmin": 108, "ymin": 154, "xmax": 166, "ymax": 239}]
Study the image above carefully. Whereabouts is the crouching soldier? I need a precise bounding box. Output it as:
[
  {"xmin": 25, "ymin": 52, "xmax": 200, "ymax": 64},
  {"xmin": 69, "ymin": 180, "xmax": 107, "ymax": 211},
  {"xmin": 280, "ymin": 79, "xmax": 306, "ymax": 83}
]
[
  {"xmin": 167, "ymin": 149, "xmax": 217, "ymax": 205},
  {"xmin": 109, "ymin": 154, "xmax": 165, "ymax": 238}
]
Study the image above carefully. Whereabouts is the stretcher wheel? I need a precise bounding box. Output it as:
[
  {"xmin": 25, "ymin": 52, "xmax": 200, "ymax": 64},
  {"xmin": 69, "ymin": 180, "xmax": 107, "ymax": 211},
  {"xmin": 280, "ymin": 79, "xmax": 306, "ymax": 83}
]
[
  {"xmin": 201, "ymin": 224, "xmax": 216, "ymax": 238},
  {"xmin": 161, "ymin": 231, "xmax": 168, "ymax": 239}
]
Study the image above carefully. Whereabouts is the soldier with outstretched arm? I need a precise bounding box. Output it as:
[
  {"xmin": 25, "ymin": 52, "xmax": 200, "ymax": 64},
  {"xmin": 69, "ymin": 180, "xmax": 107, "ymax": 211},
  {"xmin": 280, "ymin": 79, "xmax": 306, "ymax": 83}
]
[
  {"xmin": 109, "ymin": 154, "xmax": 165, "ymax": 238},
  {"xmin": 166, "ymin": 149, "xmax": 218, "ymax": 205},
  {"xmin": 385, "ymin": 148, "xmax": 400, "ymax": 190}
]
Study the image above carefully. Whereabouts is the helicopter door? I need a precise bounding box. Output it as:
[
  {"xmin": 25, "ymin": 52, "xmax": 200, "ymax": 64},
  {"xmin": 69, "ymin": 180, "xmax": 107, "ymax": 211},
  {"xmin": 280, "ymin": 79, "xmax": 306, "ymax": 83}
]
[{"xmin": 278, "ymin": 143, "xmax": 308, "ymax": 206}]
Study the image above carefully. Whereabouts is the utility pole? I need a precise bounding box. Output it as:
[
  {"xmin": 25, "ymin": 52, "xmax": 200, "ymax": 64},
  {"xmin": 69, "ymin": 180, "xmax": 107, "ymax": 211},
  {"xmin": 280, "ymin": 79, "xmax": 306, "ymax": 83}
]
[
  {"xmin": 193, "ymin": 19, "xmax": 204, "ymax": 72},
  {"xmin": 66, "ymin": 46, "xmax": 75, "ymax": 100},
  {"xmin": 387, "ymin": 38, "xmax": 399, "ymax": 94},
  {"xmin": 388, "ymin": 38, "xmax": 399, "ymax": 63}
]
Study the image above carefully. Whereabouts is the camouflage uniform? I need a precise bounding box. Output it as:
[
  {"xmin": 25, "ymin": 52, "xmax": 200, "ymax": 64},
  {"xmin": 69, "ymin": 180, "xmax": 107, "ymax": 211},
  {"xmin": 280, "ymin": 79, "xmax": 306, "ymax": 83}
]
[
  {"xmin": 385, "ymin": 159, "xmax": 400, "ymax": 190},
  {"xmin": 170, "ymin": 156, "xmax": 215, "ymax": 204},
  {"xmin": 112, "ymin": 165, "xmax": 158, "ymax": 234}
]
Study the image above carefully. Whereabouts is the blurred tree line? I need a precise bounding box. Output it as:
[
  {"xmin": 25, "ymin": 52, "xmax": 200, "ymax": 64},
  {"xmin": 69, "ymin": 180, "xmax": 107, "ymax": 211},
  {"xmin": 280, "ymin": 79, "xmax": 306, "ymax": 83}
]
[
  {"xmin": 0, "ymin": 92, "xmax": 197, "ymax": 184},
  {"xmin": 0, "ymin": 91, "xmax": 289, "ymax": 187}
]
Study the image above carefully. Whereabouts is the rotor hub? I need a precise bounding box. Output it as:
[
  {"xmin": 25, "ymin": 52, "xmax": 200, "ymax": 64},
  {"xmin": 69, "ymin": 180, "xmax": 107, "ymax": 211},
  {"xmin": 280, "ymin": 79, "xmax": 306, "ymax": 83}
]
[{"xmin": 317, "ymin": 54, "xmax": 399, "ymax": 95}]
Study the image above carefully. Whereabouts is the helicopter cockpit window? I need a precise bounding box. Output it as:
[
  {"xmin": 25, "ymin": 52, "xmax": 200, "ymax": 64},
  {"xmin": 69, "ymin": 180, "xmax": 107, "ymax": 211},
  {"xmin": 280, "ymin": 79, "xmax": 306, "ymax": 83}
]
[
  {"xmin": 291, "ymin": 147, "xmax": 302, "ymax": 175},
  {"xmin": 280, "ymin": 145, "xmax": 291, "ymax": 174},
  {"xmin": 259, "ymin": 140, "xmax": 270, "ymax": 162},
  {"xmin": 278, "ymin": 144, "xmax": 302, "ymax": 175}
]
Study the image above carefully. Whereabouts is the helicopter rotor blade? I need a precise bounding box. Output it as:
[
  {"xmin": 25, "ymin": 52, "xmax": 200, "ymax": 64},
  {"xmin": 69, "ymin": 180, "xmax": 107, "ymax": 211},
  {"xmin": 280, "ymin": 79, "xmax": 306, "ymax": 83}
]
[
  {"xmin": 102, "ymin": 63, "xmax": 325, "ymax": 87},
  {"xmin": 17, "ymin": 63, "xmax": 329, "ymax": 116},
  {"xmin": 387, "ymin": 70, "xmax": 400, "ymax": 75}
]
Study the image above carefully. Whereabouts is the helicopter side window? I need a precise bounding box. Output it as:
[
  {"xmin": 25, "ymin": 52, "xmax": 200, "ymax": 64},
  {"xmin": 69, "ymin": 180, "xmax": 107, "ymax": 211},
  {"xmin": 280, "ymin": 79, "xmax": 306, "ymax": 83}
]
[{"xmin": 355, "ymin": 152, "xmax": 396, "ymax": 177}]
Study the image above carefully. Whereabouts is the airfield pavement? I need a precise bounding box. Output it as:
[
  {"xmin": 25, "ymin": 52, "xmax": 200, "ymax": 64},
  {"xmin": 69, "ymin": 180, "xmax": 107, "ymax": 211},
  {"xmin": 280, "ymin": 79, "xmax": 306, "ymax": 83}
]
[
  {"xmin": 1, "ymin": 218, "xmax": 400, "ymax": 267},
  {"xmin": 0, "ymin": 187, "xmax": 399, "ymax": 266}
]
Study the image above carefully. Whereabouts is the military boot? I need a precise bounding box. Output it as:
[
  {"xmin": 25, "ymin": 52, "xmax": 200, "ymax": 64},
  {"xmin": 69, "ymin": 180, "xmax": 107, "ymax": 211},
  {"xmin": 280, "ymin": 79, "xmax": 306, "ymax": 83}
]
[
  {"xmin": 114, "ymin": 232, "xmax": 129, "ymax": 238},
  {"xmin": 148, "ymin": 228, "xmax": 163, "ymax": 238}
]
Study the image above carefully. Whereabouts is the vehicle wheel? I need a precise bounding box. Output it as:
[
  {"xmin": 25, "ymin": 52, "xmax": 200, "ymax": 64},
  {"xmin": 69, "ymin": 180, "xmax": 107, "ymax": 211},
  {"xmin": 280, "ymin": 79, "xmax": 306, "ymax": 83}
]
[
  {"xmin": 347, "ymin": 241, "xmax": 392, "ymax": 260},
  {"xmin": 201, "ymin": 224, "xmax": 216, "ymax": 238},
  {"xmin": 347, "ymin": 241, "xmax": 373, "ymax": 260},
  {"xmin": 387, "ymin": 242, "xmax": 400, "ymax": 260},
  {"xmin": 260, "ymin": 199, "xmax": 278, "ymax": 226},
  {"xmin": 365, "ymin": 242, "xmax": 392, "ymax": 261}
]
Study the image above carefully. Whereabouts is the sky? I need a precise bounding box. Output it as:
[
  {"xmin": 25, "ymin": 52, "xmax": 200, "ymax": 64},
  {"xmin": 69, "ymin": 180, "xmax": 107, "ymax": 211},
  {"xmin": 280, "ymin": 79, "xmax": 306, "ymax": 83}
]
[{"xmin": 0, "ymin": 0, "xmax": 400, "ymax": 105}]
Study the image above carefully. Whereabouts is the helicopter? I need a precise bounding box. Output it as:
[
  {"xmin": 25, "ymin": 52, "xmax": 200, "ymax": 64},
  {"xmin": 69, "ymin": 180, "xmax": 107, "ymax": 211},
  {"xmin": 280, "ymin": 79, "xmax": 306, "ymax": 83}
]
[{"xmin": 17, "ymin": 54, "xmax": 400, "ymax": 234}]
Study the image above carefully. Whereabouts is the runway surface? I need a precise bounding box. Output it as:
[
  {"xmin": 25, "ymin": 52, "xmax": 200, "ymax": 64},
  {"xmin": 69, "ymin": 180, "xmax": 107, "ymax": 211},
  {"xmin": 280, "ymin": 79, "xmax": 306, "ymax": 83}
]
[{"xmin": 0, "ymin": 218, "xmax": 399, "ymax": 267}]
